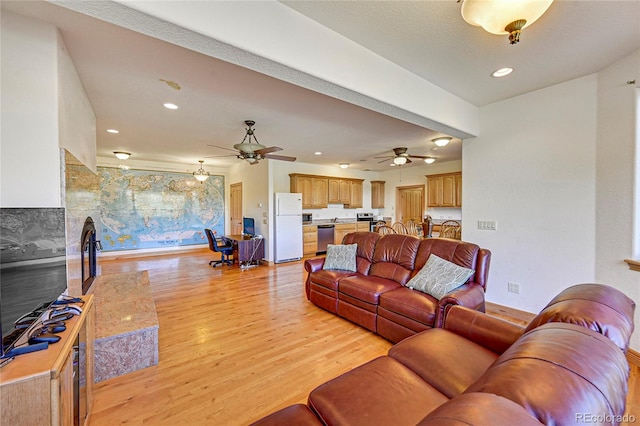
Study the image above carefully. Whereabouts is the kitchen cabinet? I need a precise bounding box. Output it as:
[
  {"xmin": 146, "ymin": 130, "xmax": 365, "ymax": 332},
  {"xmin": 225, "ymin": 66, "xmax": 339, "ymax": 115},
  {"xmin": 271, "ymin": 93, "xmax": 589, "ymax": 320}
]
[
  {"xmin": 328, "ymin": 178, "xmax": 351, "ymax": 204},
  {"xmin": 334, "ymin": 223, "xmax": 355, "ymax": 244},
  {"xmin": 348, "ymin": 180, "xmax": 363, "ymax": 208},
  {"xmin": 356, "ymin": 222, "xmax": 370, "ymax": 232},
  {"xmin": 426, "ymin": 172, "xmax": 462, "ymax": 208},
  {"xmin": 303, "ymin": 224, "xmax": 318, "ymax": 255},
  {"xmin": 371, "ymin": 181, "xmax": 385, "ymax": 208},
  {"xmin": 291, "ymin": 174, "xmax": 328, "ymax": 208},
  {"xmin": 0, "ymin": 295, "xmax": 94, "ymax": 426},
  {"xmin": 290, "ymin": 174, "xmax": 363, "ymax": 209}
]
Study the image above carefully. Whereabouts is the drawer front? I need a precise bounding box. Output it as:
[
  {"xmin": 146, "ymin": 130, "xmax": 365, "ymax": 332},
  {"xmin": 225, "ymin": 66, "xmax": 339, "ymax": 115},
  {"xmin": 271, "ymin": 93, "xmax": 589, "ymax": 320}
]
[{"xmin": 303, "ymin": 241, "xmax": 317, "ymax": 255}]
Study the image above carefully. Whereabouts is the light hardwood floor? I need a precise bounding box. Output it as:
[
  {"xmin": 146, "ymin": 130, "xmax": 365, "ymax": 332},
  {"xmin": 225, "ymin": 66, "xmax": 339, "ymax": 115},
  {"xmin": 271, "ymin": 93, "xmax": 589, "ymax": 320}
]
[{"xmin": 90, "ymin": 249, "xmax": 639, "ymax": 425}]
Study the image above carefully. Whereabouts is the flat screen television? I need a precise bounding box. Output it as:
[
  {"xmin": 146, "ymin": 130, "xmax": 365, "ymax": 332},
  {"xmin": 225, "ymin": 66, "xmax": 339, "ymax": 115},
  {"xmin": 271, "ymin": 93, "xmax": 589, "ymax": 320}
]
[
  {"xmin": 242, "ymin": 217, "xmax": 255, "ymax": 237},
  {"xmin": 0, "ymin": 208, "xmax": 68, "ymax": 358}
]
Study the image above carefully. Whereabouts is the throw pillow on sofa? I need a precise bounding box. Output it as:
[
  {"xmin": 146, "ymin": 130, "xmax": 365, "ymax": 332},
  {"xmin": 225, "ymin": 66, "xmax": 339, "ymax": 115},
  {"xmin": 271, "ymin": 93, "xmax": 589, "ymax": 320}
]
[
  {"xmin": 323, "ymin": 243, "xmax": 357, "ymax": 272},
  {"xmin": 406, "ymin": 254, "xmax": 474, "ymax": 299}
]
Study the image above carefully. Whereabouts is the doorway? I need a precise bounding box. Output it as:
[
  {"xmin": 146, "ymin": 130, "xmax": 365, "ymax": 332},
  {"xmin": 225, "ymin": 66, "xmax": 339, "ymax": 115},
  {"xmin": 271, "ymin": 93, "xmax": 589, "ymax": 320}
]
[
  {"xmin": 396, "ymin": 185, "xmax": 424, "ymax": 223},
  {"xmin": 230, "ymin": 182, "xmax": 243, "ymax": 235}
]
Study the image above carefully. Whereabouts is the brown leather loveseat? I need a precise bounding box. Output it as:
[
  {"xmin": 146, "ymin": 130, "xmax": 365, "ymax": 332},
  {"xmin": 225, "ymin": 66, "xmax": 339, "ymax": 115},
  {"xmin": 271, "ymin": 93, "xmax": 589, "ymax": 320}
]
[
  {"xmin": 253, "ymin": 283, "xmax": 636, "ymax": 425},
  {"xmin": 304, "ymin": 232, "xmax": 491, "ymax": 342}
]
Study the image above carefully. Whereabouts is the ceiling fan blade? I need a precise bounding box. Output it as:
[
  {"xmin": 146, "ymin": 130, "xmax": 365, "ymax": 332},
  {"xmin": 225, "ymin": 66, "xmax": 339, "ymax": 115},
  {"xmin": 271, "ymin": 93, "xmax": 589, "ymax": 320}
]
[
  {"xmin": 207, "ymin": 144, "xmax": 237, "ymax": 153},
  {"xmin": 374, "ymin": 155, "xmax": 393, "ymax": 159},
  {"xmin": 408, "ymin": 154, "xmax": 429, "ymax": 159},
  {"xmin": 204, "ymin": 154, "xmax": 237, "ymax": 158},
  {"xmin": 264, "ymin": 154, "xmax": 296, "ymax": 162},
  {"xmin": 256, "ymin": 146, "xmax": 283, "ymax": 155},
  {"xmin": 378, "ymin": 158, "xmax": 394, "ymax": 163}
]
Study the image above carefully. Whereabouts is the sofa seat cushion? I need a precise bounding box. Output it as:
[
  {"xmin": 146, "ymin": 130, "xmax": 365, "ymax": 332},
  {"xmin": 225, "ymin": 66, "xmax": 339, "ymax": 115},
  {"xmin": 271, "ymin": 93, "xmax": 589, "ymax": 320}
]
[
  {"xmin": 417, "ymin": 393, "xmax": 543, "ymax": 425},
  {"xmin": 466, "ymin": 323, "xmax": 630, "ymax": 425},
  {"xmin": 339, "ymin": 274, "xmax": 402, "ymax": 304},
  {"xmin": 308, "ymin": 356, "xmax": 448, "ymax": 426},
  {"xmin": 309, "ymin": 269, "xmax": 358, "ymax": 291},
  {"xmin": 389, "ymin": 328, "xmax": 499, "ymax": 398},
  {"xmin": 379, "ymin": 287, "xmax": 439, "ymax": 327},
  {"xmin": 250, "ymin": 404, "xmax": 321, "ymax": 426}
]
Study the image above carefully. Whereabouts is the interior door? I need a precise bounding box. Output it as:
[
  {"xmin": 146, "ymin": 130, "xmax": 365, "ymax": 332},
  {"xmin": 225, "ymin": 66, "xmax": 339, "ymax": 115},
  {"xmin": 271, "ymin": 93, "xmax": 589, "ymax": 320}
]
[
  {"xmin": 396, "ymin": 185, "xmax": 424, "ymax": 223},
  {"xmin": 230, "ymin": 183, "xmax": 243, "ymax": 235}
]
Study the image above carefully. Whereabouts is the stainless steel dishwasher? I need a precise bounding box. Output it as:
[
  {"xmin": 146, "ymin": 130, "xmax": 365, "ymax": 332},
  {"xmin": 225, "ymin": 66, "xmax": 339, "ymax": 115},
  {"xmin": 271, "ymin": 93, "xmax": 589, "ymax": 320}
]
[{"xmin": 316, "ymin": 224, "xmax": 335, "ymax": 254}]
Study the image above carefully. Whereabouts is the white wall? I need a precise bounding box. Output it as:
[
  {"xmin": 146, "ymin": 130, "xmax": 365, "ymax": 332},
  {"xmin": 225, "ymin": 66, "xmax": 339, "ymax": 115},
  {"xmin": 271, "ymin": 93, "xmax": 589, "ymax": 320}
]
[
  {"xmin": 463, "ymin": 75, "xmax": 598, "ymax": 314},
  {"xmin": 57, "ymin": 32, "xmax": 97, "ymax": 173},
  {"xmin": 595, "ymin": 50, "xmax": 639, "ymax": 351},
  {"xmin": 1, "ymin": 11, "xmax": 61, "ymax": 207}
]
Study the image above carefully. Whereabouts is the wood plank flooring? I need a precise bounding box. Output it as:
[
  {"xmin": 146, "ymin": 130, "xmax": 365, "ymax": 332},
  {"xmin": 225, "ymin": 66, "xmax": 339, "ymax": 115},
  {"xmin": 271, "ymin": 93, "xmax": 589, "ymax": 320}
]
[{"xmin": 90, "ymin": 249, "xmax": 639, "ymax": 425}]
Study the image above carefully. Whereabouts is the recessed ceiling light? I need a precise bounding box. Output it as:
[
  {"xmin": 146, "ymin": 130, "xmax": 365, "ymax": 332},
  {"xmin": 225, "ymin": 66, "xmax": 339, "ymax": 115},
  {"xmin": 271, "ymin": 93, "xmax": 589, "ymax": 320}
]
[
  {"xmin": 491, "ymin": 67, "xmax": 514, "ymax": 78},
  {"xmin": 314, "ymin": 151, "xmax": 322, "ymax": 155},
  {"xmin": 339, "ymin": 163, "xmax": 349, "ymax": 169},
  {"xmin": 106, "ymin": 129, "xmax": 119, "ymax": 134},
  {"xmin": 424, "ymin": 157, "xmax": 436, "ymax": 164},
  {"xmin": 163, "ymin": 103, "xmax": 178, "ymax": 110}
]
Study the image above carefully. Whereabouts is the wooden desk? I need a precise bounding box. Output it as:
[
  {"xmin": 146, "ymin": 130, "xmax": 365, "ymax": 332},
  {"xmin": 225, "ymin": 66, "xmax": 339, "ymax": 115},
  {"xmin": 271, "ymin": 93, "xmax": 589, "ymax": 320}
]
[{"xmin": 226, "ymin": 235, "xmax": 265, "ymax": 265}]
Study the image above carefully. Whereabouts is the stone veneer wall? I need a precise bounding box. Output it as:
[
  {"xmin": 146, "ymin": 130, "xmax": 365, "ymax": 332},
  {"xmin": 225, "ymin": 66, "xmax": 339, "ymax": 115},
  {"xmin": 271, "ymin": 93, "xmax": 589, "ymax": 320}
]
[{"xmin": 63, "ymin": 149, "xmax": 101, "ymax": 296}]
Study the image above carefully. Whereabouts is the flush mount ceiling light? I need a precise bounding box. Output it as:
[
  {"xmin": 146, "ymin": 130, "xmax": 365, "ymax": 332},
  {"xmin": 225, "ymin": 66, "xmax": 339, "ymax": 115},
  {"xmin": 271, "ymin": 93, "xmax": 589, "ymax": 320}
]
[
  {"xmin": 339, "ymin": 163, "xmax": 350, "ymax": 169},
  {"xmin": 424, "ymin": 157, "xmax": 436, "ymax": 164},
  {"xmin": 460, "ymin": 0, "xmax": 554, "ymax": 44},
  {"xmin": 432, "ymin": 137, "xmax": 452, "ymax": 147},
  {"xmin": 193, "ymin": 160, "xmax": 210, "ymax": 183},
  {"xmin": 163, "ymin": 103, "xmax": 178, "ymax": 110},
  {"xmin": 113, "ymin": 151, "xmax": 131, "ymax": 160}
]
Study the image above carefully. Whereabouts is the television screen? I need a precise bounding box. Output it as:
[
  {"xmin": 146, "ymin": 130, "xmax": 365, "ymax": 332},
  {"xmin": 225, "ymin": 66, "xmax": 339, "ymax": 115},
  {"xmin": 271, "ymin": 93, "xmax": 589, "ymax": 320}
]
[
  {"xmin": 0, "ymin": 208, "xmax": 68, "ymax": 356},
  {"xmin": 242, "ymin": 217, "xmax": 255, "ymax": 237}
]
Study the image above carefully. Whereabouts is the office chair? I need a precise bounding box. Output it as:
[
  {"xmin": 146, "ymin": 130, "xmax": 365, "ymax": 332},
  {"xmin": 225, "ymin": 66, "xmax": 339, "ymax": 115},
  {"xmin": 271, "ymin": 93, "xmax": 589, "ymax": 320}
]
[{"xmin": 205, "ymin": 228, "xmax": 233, "ymax": 267}]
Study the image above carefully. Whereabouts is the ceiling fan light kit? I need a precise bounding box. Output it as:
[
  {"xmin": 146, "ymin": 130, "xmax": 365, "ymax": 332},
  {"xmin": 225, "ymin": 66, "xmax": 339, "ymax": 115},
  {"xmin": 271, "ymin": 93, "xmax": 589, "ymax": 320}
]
[
  {"xmin": 460, "ymin": 0, "xmax": 554, "ymax": 44},
  {"xmin": 193, "ymin": 160, "xmax": 210, "ymax": 183},
  {"xmin": 393, "ymin": 157, "xmax": 407, "ymax": 165}
]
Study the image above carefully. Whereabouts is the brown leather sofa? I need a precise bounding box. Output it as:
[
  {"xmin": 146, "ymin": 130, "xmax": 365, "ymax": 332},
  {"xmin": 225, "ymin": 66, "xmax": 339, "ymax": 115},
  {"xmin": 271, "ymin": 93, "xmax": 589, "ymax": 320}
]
[
  {"xmin": 304, "ymin": 232, "xmax": 491, "ymax": 342},
  {"xmin": 253, "ymin": 283, "xmax": 636, "ymax": 425}
]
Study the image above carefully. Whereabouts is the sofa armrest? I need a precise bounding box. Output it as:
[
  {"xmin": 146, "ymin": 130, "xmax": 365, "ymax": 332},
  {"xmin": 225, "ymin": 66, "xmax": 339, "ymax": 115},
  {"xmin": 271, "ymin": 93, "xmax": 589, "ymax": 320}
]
[
  {"xmin": 304, "ymin": 257, "xmax": 325, "ymax": 273},
  {"xmin": 434, "ymin": 283, "xmax": 485, "ymax": 327},
  {"xmin": 442, "ymin": 305, "xmax": 525, "ymax": 354}
]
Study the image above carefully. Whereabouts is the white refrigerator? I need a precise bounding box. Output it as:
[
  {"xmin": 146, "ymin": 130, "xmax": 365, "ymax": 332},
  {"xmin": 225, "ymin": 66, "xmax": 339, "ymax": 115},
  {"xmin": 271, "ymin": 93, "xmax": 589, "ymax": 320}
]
[{"xmin": 274, "ymin": 192, "xmax": 303, "ymax": 263}]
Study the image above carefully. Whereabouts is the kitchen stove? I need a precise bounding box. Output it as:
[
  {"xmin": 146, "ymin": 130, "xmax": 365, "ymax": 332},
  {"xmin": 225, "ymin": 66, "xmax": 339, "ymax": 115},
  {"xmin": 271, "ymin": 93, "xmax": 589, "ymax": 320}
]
[{"xmin": 356, "ymin": 212, "xmax": 376, "ymax": 232}]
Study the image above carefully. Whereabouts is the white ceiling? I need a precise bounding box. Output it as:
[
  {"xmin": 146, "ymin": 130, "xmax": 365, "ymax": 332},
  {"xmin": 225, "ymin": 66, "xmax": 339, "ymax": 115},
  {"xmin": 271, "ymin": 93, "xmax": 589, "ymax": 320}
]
[{"xmin": 3, "ymin": 1, "xmax": 639, "ymax": 172}]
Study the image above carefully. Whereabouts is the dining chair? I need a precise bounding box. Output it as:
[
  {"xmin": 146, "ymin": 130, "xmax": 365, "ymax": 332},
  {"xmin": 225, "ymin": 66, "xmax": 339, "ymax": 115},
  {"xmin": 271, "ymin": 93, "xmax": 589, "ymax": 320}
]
[
  {"xmin": 377, "ymin": 225, "xmax": 396, "ymax": 235},
  {"xmin": 404, "ymin": 220, "xmax": 420, "ymax": 236},
  {"xmin": 439, "ymin": 220, "xmax": 462, "ymax": 240},
  {"xmin": 391, "ymin": 222, "xmax": 408, "ymax": 234}
]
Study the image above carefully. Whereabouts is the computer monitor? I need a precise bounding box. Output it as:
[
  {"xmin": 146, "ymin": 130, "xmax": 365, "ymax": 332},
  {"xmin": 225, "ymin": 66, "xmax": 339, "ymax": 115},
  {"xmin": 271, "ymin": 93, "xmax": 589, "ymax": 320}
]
[{"xmin": 242, "ymin": 217, "xmax": 255, "ymax": 237}]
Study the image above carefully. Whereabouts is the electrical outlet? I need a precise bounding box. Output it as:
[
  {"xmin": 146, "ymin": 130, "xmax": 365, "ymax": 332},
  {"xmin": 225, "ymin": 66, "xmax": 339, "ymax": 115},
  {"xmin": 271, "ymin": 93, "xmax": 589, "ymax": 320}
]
[
  {"xmin": 477, "ymin": 220, "xmax": 497, "ymax": 231},
  {"xmin": 507, "ymin": 282, "xmax": 520, "ymax": 294},
  {"xmin": 262, "ymin": 218, "xmax": 267, "ymax": 224}
]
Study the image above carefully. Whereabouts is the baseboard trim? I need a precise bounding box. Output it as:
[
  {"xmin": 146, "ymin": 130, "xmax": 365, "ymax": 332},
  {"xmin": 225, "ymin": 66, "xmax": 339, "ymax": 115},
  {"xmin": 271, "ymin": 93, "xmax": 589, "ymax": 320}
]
[{"xmin": 627, "ymin": 348, "xmax": 640, "ymax": 367}]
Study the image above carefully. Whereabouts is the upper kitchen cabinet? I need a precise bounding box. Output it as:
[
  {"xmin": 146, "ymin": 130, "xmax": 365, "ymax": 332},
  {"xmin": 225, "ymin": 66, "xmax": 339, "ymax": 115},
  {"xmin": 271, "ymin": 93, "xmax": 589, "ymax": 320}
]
[
  {"xmin": 290, "ymin": 174, "xmax": 328, "ymax": 208},
  {"xmin": 328, "ymin": 178, "xmax": 351, "ymax": 204},
  {"xmin": 371, "ymin": 181, "xmax": 385, "ymax": 208},
  {"xmin": 290, "ymin": 174, "xmax": 363, "ymax": 209},
  {"xmin": 426, "ymin": 172, "xmax": 462, "ymax": 207}
]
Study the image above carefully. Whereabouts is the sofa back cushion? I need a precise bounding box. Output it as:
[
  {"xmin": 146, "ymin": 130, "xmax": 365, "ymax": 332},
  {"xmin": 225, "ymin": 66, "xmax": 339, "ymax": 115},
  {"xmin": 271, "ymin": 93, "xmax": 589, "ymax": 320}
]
[
  {"xmin": 343, "ymin": 232, "xmax": 380, "ymax": 275},
  {"xmin": 523, "ymin": 283, "xmax": 636, "ymax": 351},
  {"xmin": 466, "ymin": 323, "xmax": 629, "ymax": 425},
  {"xmin": 414, "ymin": 238, "xmax": 481, "ymax": 283},
  {"xmin": 368, "ymin": 234, "xmax": 421, "ymax": 285}
]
